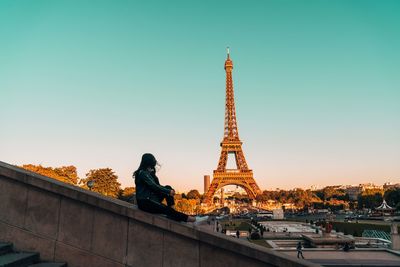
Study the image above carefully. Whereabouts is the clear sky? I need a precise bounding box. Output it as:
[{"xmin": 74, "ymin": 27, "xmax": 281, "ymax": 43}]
[{"xmin": 1, "ymin": 1, "xmax": 399, "ymax": 192}]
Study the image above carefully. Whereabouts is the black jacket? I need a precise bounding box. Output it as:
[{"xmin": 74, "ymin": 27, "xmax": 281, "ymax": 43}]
[{"xmin": 134, "ymin": 170, "xmax": 171, "ymax": 202}]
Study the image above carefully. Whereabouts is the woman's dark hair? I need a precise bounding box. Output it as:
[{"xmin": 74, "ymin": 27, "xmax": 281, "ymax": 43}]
[{"xmin": 133, "ymin": 153, "xmax": 157, "ymax": 177}]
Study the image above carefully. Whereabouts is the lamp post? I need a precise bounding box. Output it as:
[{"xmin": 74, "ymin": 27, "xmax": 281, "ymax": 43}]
[{"xmin": 87, "ymin": 180, "xmax": 95, "ymax": 191}]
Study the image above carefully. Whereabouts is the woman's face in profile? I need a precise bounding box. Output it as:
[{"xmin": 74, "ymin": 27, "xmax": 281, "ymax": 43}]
[
  {"xmin": 149, "ymin": 161, "xmax": 157, "ymax": 173},
  {"xmin": 148, "ymin": 162, "xmax": 161, "ymax": 174}
]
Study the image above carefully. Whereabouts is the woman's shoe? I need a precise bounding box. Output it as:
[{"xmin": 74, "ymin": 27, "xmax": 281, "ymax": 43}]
[
  {"xmin": 187, "ymin": 216, "xmax": 196, "ymax": 222},
  {"xmin": 194, "ymin": 216, "xmax": 209, "ymax": 225}
]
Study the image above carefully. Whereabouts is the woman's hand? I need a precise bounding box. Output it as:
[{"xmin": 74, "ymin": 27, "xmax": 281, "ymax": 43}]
[{"xmin": 169, "ymin": 189, "xmax": 175, "ymax": 196}]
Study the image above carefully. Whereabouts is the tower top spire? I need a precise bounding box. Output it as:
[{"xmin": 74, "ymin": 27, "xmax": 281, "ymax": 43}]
[{"xmin": 224, "ymin": 47, "xmax": 233, "ymax": 70}]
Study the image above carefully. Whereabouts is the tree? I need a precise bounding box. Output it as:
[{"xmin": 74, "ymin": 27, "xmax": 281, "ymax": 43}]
[
  {"xmin": 122, "ymin": 186, "xmax": 135, "ymax": 196},
  {"xmin": 53, "ymin": 166, "xmax": 79, "ymax": 184},
  {"xmin": 256, "ymin": 190, "xmax": 270, "ymax": 202},
  {"xmin": 175, "ymin": 199, "xmax": 197, "ymax": 214},
  {"xmin": 357, "ymin": 190, "xmax": 383, "ymax": 210},
  {"xmin": 232, "ymin": 192, "xmax": 242, "ymax": 200},
  {"xmin": 21, "ymin": 164, "xmax": 78, "ymax": 185},
  {"xmin": 174, "ymin": 193, "xmax": 183, "ymax": 200},
  {"xmin": 118, "ymin": 187, "xmax": 136, "ymax": 202},
  {"xmin": 319, "ymin": 186, "xmax": 345, "ymax": 201},
  {"xmin": 81, "ymin": 168, "xmax": 121, "ymax": 198},
  {"xmin": 384, "ymin": 188, "xmax": 400, "ymax": 210},
  {"xmin": 187, "ymin": 189, "xmax": 201, "ymax": 200}
]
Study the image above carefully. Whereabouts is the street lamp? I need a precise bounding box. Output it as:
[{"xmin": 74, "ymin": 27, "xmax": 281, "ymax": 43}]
[{"xmin": 87, "ymin": 180, "xmax": 95, "ymax": 191}]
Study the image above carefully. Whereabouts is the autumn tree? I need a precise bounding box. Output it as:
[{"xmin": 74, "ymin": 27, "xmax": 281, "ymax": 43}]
[
  {"xmin": 21, "ymin": 164, "xmax": 78, "ymax": 185},
  {"xmin": 187, "ymin": 189, "xmax": 201, "ymax": 200},
  {"xmin": 175, "ymin": 199, "xmax": 197, "ymax": 215},
  {"xmin": 81, "ymin": 168, "xmax": 121, "ymax": 198},
  {"xmin": 256, "ymin": 193, "xmax": 268, "ymax": 202},
  {"xmin": 315, "ymin": 186, "xmax": 346, "ymax": 201},
  {"xmin": 118, "ymin": 187, "xmax": 136, "ymax": 202},
  {"xmin": 232, "ymin": 192, "xmax": 242, "ymax": 200},
  {"xmin": 53, "ymin": 166, "xmax": 79, "ymax": 184},
  {"xmin": 174, "ymin": 193, "xmax": 183, "ymax": 200}
]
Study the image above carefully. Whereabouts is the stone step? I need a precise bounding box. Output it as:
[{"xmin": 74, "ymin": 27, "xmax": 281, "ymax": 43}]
[
  {"xmin": 0, "ymin": 243, "xmax": 13, "ymax": 256},
  {"xmin": 28, "ymin": 263, "xmax": 67, "ymax": 267},
  {"xmin": 0, "ymin": 252, "xmax": 39, "ymax": 267},
  {"xmin": 0, "ymin": 242, "xmax": 67, "ymax": 267}
]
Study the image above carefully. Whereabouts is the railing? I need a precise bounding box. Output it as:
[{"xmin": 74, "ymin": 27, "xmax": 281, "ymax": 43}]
[{"xmin": 362, "ymin": 229, "xmax": 391, "ymax": 241}]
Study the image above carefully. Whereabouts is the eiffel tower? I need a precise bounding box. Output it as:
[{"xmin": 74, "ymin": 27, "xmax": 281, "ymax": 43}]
[{"xmin": 203, "ymin": 49, "xmax": 262, "ymax": 204}]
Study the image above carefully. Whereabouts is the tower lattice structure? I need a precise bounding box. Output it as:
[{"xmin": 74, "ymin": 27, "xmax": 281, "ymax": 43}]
[{"xmin": 203, "ymin": 49, "xmax": 262, "ymax": 204}]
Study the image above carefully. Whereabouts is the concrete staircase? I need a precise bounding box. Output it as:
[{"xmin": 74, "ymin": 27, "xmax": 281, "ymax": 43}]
[{"xmin": 0, "ymin": 242, "xmax": 66, "ymax": 267}]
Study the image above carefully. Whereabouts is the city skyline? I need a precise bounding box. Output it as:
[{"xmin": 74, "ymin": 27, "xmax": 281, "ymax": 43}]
[{"xmin": 1, "ymin": 1, "xmax": 399, "ymax": 191}]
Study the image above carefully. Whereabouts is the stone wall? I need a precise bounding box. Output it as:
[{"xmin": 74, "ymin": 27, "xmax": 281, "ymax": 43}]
[{"xmin": 0, "ymin": 161, "xmax": 319, "ymax": 267}]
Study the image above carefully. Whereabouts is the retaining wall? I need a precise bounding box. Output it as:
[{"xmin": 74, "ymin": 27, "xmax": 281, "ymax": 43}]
[{"xmin": 0, "ymin": 161, "xmax": 319, "ymax": 267}]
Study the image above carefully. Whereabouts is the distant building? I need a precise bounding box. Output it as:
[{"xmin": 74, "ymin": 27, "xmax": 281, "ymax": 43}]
[
  {"xmin": 345, "ymin": 183, "xmax": 383, "ymax": 201},
  {"xmin": 273, "ymin": 209, "xmax": 284, "ymax": 219},
  {"xmin": 203, "ymin": 175, "xmax": 210, "ymax": 193},
  {"xmin": 310, "ymin": 185, "xmax": 321, "ymax": 191},
  {"xmin": 374, "ymin": 199, "xmax": 395, "ymax": 216},
  {"xmin": 345, "ymin": 186, "xmax": 362, "ymax": 201},
  {"xmin": 360, "ymin": 183, "xmax": 383, "ymax": 190},
  {"xmin": 383, "ymin": 182, "xmax": 400, "ymax": 191}
]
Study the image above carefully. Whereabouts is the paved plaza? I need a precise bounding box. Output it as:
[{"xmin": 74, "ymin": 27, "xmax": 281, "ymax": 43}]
[
  {"xmin": 282, "ymin": 250, "xmax": 400, "ymax": 266},
  {"xmin": 261, "ymin": 221, "xmax": 316, "ymax": 233}
]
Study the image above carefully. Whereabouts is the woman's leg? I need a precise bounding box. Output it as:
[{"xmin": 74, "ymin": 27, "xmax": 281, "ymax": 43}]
[
  {"xmin": 154, "ymin": 185, "xmax": 175, "ymax": 207},
  {"xmin": 137, "ymin": 199, "xmax": 188, "ymax": 222},
  {"xmin": 163, "ymin": 185, "xmax": 175, "ymax": 207}
]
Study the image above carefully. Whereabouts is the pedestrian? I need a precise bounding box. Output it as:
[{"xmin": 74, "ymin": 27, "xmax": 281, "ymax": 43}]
[
  {"xmin": 297, "ymin": 242, "xmax": 305, "ymax": 259},
  {"xmin": 133, "ymin": 153, "xmax": 199, "ymax": 222},
  {"xmin": 236, "ymin": 230, "xmax": 240, "ymax": 238}
]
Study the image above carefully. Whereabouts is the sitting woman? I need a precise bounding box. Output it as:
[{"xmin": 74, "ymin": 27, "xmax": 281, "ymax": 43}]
[{"xmin": 133, "ymin": 153, "xmax": 196, "ymax": 222}]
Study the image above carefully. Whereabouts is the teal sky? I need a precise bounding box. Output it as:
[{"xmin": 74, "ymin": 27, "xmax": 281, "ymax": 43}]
[{"xmin": 1, "ymin": 1, "xmax": 399, "ymax": 192}]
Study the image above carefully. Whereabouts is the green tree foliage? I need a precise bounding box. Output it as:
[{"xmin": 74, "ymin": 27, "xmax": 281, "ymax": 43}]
[
  {"xmin": 21, "ymin": 164, "xmax": 78, "ymax": 185},
  {"xmin": 81, "ymin": 168, "xmax": 121, "ymax": 198},
  {"xmin": 187, "ymin": 189, "xmax": 201, "ymax": 200},
  {"xmin": 357, "ymin": 189, "xmax": 383, "ymax": 209},
  {"xmin": 384, "ymin": 188, "xmax": 400, "ymax": 210}
]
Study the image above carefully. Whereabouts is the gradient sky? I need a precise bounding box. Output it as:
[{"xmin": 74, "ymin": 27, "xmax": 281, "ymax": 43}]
[{"xmin": 1, "ymin": 1, "xmax": 399, "ymax": 192}]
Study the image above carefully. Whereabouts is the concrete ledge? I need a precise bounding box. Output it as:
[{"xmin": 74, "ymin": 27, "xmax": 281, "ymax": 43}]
[{"xmin": 0, "ymin": 161, "xmax": 319, "ymax": 267}]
